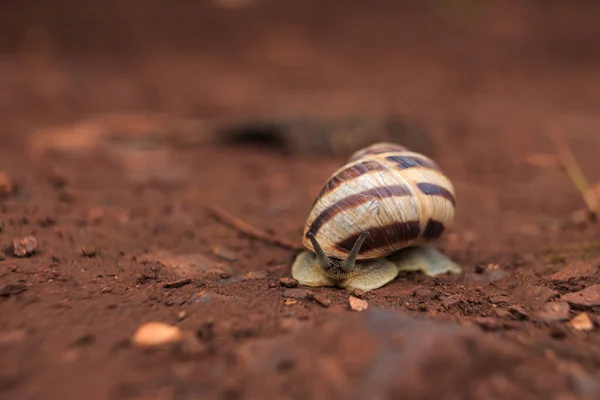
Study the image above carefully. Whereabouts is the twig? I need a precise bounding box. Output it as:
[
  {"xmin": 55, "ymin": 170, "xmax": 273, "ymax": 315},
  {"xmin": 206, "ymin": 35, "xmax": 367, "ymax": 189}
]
[
  {"xmin": 548, "ymin": 128, "xmax": 599, "ymax": 216},
  {"xmin": 206, "ymin": 205, "xmax": 304, "ymax": 251},
  {"xmin": 162, "ymin": 277, "xmax": 192, "ymax": 289}
]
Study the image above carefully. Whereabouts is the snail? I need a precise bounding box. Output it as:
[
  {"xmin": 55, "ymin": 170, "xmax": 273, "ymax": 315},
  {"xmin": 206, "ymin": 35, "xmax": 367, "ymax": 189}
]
[{"xmin": 291, "ymin": 142, "xmax": 462, "ymax": 292}]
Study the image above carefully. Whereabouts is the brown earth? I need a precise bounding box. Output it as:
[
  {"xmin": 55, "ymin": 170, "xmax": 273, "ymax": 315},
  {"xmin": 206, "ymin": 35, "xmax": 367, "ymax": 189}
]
[{"xmin": 2, "ymin": 1, "xmax": 600, "ymax": 399}]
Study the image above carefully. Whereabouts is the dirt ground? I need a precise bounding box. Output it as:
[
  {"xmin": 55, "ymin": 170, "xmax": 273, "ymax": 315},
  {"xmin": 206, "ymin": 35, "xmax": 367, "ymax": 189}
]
[{"xmin": 2, "ymin": 1, "xmax": 600, "ymax": 399}]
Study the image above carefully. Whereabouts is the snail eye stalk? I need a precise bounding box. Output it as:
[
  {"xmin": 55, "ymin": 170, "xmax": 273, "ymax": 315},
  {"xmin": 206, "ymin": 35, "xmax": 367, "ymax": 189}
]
[
  {"xmin": 342, "ymin": 231, "xmax": 369, "ymax": 272},
  {"xmin": 306, "ymin": 232, "xmax": 331, "ymax": 270}
]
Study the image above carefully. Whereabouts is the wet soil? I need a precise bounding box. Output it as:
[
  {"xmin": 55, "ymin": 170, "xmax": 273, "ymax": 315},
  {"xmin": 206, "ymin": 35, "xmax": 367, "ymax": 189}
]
[{"xmin": 2, "ymin": 1, "xmax": 600, "ymax": 399}]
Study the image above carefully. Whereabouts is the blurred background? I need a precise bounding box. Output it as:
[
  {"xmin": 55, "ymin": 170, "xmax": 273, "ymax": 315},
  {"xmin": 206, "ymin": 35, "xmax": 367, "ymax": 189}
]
[
  {"xmin": 2, "ymin": 3, "xmax": 600, "ymax": 399},
  {"xmin": 1, "ymin": 0, "xmax": 599, "ymax": 130}
]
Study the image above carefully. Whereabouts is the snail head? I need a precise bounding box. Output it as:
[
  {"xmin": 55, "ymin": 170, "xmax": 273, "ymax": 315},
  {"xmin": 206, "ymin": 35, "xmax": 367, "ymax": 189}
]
[{"xmin": 306, "ymin": 231, "xmax": 370, "ymax": 274}]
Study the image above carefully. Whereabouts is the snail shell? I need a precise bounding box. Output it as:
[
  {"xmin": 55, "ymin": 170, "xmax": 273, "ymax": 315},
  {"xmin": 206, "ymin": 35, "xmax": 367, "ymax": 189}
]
[{"xmin": 302, "ymin": 142, "xmax": 456, "ymax": 261}]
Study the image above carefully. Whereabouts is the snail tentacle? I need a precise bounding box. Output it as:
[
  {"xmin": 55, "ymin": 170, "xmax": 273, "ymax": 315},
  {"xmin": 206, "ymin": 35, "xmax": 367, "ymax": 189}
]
[
  {"xmin": 306, "ymin": 232, "xmax": 331, "ymax": 271},
  {"xmin": 342, "ymin": 230, "xmax": 369, "ymax": 272}
]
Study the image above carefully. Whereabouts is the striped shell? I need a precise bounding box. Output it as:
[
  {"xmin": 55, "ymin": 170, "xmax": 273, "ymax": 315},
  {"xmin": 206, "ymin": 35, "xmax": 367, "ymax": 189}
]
[{"xmin": 302, "ymin": 142, "xmax": 456, "ymax": 261}]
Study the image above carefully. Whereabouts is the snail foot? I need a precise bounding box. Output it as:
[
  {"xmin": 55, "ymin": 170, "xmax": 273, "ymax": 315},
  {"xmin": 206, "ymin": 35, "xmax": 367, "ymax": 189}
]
[
  {"xmin": 388, "ymin": 246, "xmax": 462, "ymax": 277},
  {"xmin": 291, "ymin": 251, "xmax": 398, "ymax": 292}
]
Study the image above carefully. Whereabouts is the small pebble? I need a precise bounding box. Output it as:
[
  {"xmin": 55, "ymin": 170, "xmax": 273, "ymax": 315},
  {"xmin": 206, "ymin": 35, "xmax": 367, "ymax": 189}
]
[
  {"xmin": 132, "ymin": 322, "xmax": 183, "ymax": 347},
  {"xmin": 12, "ymin": 236, "xmax": 38, "ymax": 257},
  {"xmin": 279, "ymin": 277, "xmax": 298, "ymax": 288},
  {"xmin": 509, "ymin": 305, "xmax": 530, "ymax": 320},
  {"xmin": 535, "ymin": 302, "xmax": 571, "ymax": 323},
  {"xmin": 284, "ymin": 299, "xmax": 297, "ymax": 306},
  {"xmin": 307, "ymin": 293, "xmax": 331, "ymax": 308},
  {"xmin": 561, "ymin": 285, "xmax": 600, "ymax": 307},
  {"xmin": 79, "ymin": 245, "xmax": 98, "ymax": 257},
  {"xmin": 569, "ymin": 312, "xmax": 594, "ymax": 332},
  {"xmin": 268, "ymin": 281, "xmax": 277, "ymax": 288},
  {"xmin": 351, "ymin": 288, "xmax": 366, "ymax": 299},
  {"xmin": 549, "ymin": 261, "xmax": 598, "ymax": 282},
  {"xmin": 349, "ymin": 296, "xmax": 368, "ymax": 312},
  {"xmin": 0, "ymin": 172, "xmax": 13, "ymax": 196},
  {"xmin": 240, "ymin": 270, "xmax": 269, "ymax": 281}
]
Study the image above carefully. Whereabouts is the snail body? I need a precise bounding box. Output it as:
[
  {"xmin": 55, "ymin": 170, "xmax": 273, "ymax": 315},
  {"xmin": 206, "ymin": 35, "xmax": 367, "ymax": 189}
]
[{"xmin": 291, "ymin": 142, "xmax": 462, "ymax": 292}]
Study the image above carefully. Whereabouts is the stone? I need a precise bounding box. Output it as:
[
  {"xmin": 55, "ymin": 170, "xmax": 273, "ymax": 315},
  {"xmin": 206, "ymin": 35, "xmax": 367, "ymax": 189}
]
[
  {"xmin": 307, "ymin": 293, "xmax": 331, "ymax": 308},
  {"xmin": 508, "ymin": 284, "xmax": 558, "ymax": 308},
  {"xmin": 12, "ymin": 236, "xmax": 38, "ymax": 257},
  {"xmin": 561, "ymin": 285, "xmax": 600, "ymax": 308},
  {"xmin": 549, "ymin": 261, "xmax": 598, "ymax": 282},
  {"xmin": 569, "ymin": 313, "xmax": 594, "ymax": 332},
  {"xmin": 348, "ymin": 296, "xmax": 369, "ymax": 312},
  {"xmin": 132, "ymin": 322, "xmax": 183, "ymax": 347},
  {"xmin": 535, "ymin": 302, "xmax": 571, "ymax": 323},
  {"xmin": 508, "ymin": 305, "xmax": 530, "ymax": 320},
  {"xmin": 279, "ymin": 277, "xmax": 298, "ymax": 288}
]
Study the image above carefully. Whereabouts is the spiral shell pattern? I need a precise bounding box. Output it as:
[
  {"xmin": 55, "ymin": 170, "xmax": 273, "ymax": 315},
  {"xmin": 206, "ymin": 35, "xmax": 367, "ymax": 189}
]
[{"xmin": 302, "ymin": 142, "xmax": 456, "ymax": 261}]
